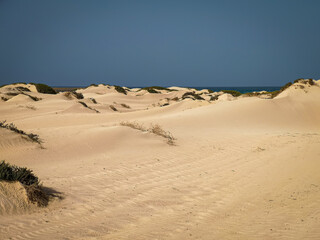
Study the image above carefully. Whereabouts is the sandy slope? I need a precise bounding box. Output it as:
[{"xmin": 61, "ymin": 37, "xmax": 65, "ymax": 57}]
[{"xmin": 0, "ymin": 81, "xmax": 320, "ymax": 239}]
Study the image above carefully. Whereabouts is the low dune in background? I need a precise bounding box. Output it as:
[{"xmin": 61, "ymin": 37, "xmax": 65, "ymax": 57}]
[{"xmin": 0, "ymin": 80, "xmax": 320, "ymax": 239}]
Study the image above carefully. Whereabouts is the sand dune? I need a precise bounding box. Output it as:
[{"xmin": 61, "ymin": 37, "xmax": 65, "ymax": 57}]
[{"xmin": 0, "ymin": 80, "xmax": 320, "ymax": 239}]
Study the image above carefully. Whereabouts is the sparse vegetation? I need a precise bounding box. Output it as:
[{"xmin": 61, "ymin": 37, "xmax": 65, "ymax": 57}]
[
  {"xmin": 109, "ymin": 105, "xmax": 118, "ymax": 111},
  {"xmin": 120, "ymin": 121, "xmax": 146, "ymax": 131},
  {"xmin": 90, "ymin": 98, "xmax": 97, "ymax": 104},
  {"xmin": 72, "ymin": 91, "xmax": 84, "ymax": 99},
  {"xmin": 64, "ymin": 91, "xmax": 84, "ymax": 100},
  {"xmin": 0, "ymin": 160, "xmax": 49, "ymax": 207},
  {"xmin": 120, "ymin": 121, "xmax": 176, "ymax": 145},
  {"xmin": 78, "ymin": 101, "xmax": 100, "ymax": 113},
  {"xmin": 1, "ymin": 97, "xmax": 8, "ymax": 101},
  {"xmin": 221, "ymin": 90, "xmax": 242, "ymax": 97},
  {"xmin": 15, "ymin": 86, "xmax": 31, "ymax": 92},
  {"xmin": 114, "ymin": 86, "xmax": 127, "ymax": 95},
  {"xmin": 22, "ymin": 92, "xmax": 42, "ymax": 101},
  {"xmin": 171, "ymin": 97, "xmax": 179, "ymax": 101},
  {"xmin": 145, "ymin": 88, "xmax": 160, "ymax": 94},
  {"xmin": 210, "ymin": 95, "xmax": 219, "ymax": 101},
  {"xmin": 141, "ymin": 86, "xmax": 177, "ymax": 92},
  {"xmin": 30, "ymin": 83, "xmax": 56, "ymax": 94},
  {"xmin": 182, "ymin": 92, "xmax": 205, "ymax": 100},
  {"xmin": 0, "ymin": 120, "xmax": 43, "ymax": 145},
  {"xmin": 280, "ymin": 82, "xmax": 292, "ymax": 92},
  {"xmin": 120, "ymin": 103, "xmax": 130, "ymax": 108}
]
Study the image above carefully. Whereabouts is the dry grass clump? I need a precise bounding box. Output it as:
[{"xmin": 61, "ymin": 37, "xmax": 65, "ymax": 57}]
[
  {"xmin": 0, "ymin": 160, "xmax": 49, "ymax": 207},
  {"xmin": 120, "ymin": 103, "xmax": 131, "ymax": 109},
  {"xmin": 120, "ymin": 121, "xmax": 176, "ymax": 145},
  {"xmin": 148, "ymin": 124, "xmax": 176, "ymax": 145},
  {"xmin": 120, "ymin": 121, "xmax": 146, "ymax": 131},
  {"xmin": 0, "ymin": 120, "xmax": 43, "ymax": 145}
]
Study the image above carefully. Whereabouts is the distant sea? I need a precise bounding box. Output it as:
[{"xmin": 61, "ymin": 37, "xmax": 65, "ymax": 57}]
[{"xmin": 53, "ymin": 86, "xmax": 280, "ymax": 94}]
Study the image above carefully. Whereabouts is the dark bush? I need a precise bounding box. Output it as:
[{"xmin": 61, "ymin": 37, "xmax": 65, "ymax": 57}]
[
  {"xmin": 15, "ymin": 86, "xmax": 31, "ymax": 92},
  {"xmin": 90, "ymin": 98, "xmax": 97, "ymax": 104},
  {"xmin": 114, "ymin": 86, "xmax": 127, "ymax": 95},
  {"xmin": 0, "ymin": 160, "xmax": 39, "ymax": 186},
  {"xmin": 72, "ymin": 91, "xmax": 84, "ymax": 99},
  {"xmin": 0, "ymin": 160, "xmax": 49, "ymax": 206},
  {"xmin": 182, "ymin": 92, "xmax": 205, "ymax": 100},
  {"xmin": 110, "ymin": 105, "xmax": 118, "ymax": 111},
  {"xmin": 31, "ymin": 83, "xmax": 56, "ymax": 94},
  {"xmin": 308, "ymin": 79, "xmax": 315, "ymax": 85},
  {"xmin": 141, "ymin": 86, "xmax": 177, "ymax": 92}
]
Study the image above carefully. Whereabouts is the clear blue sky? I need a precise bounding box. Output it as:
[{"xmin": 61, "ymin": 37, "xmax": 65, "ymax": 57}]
[{"xmin": 0, "ymin": 0, "xmax": 319, "ymax": 87}]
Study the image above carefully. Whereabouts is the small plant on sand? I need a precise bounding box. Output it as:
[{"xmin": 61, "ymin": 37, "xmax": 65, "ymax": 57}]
[
  {"xmin": 141, "ymin": 86, "xmax": 177, "ymax": 92},
  {"xmin": 64, "ymin": 91, "xmax": 84, "ymax": 100},
  {"xmin": 120, "ymin": 121, "xmax": 147, "ymax": 131},
  {"xmin": 0, "ymin": 120, "xmax": 43, "ymax": 145},
  {"xmin": 109, "ymin": 105, "xmax": 118, "ymax": 111},
  {"xmin": 182, "ymin": 92, "xmax": 205, "ymax": 100},
  {"xmin": 114, "ymin": 85, "xmax": 127, "ymax": 95},
  {"xmin": 72, "ymin": 91, "xmax": 84, "ymax": 99},
  {"xmin": 78, "ymin": 101, "xmax": 100, "ymax": 113},
  {"xmin": 221, "ymin": 90, "xmax": 242, "ymax": 97},
  {"xmin": 90, "ymin": 98, "xmax": 98, "ymax": 104},
  {"xmin": 0, "ymin": 160, "xmax": 49, "ymax": 206},
  {"xmin": 1, "ymin": 96, "xmax": 8, "ymax": 101},
  {"xmin": 210, "ymin": 95, "xmax": 219, "ymax": 101},
  {"xmin": 120, "ymin": 121, "xmax": 176, "ymax": 145},
  {"xmin": 120, "ymin": 103, "xmax": 130, "ymax": 109}
]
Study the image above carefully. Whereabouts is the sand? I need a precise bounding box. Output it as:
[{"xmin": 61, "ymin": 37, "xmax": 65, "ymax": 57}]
[{"xmin": 0, "ymin": 81, "xmax": 320, "ymax": 239}]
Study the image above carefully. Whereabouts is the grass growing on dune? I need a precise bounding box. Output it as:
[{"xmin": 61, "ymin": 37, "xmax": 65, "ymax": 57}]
[
  {"xmin": 0, "ymin": 160, "xmax": 49, "ymax": 207},
  {"xmin": 0, "ymin": 120, "xmax": 43, "ymax": 145},
  {"xmin": 120, "ymin": 121, "xmax": 176, "ymax": 145}
]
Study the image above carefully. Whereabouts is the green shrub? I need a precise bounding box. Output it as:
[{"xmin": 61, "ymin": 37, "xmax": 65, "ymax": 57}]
[
  {"xmin": 221, "ymin": 90, "xmax": 242, "ymax": 97},
  {"xmin": 0, "ymin": 160, "xmax": 39, "ymax": 185},
  {"xmin": 114, "ymin": 86, "xmax": 127, "ymax": 95},
  {"xmin": 141, "ymin": 86, "xmax": 176, "ymax": 92},
  {"xmin": 145, "ymin": 88, "xmax": 160, "ymax": 94},
  {"xmin": 182, "ymin": 92, "xmax": 204, "ymax": 100},
  {"xmin": 72, "ymin": 91, "xmax": 84, "ymax": 99},
  {"xmin": 0, "ymin": 160, "xmax": 49, "ymax": 206},
  {"xmin": 31, "ymin": 83, "xmax": 56, "ymax": 94}
]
